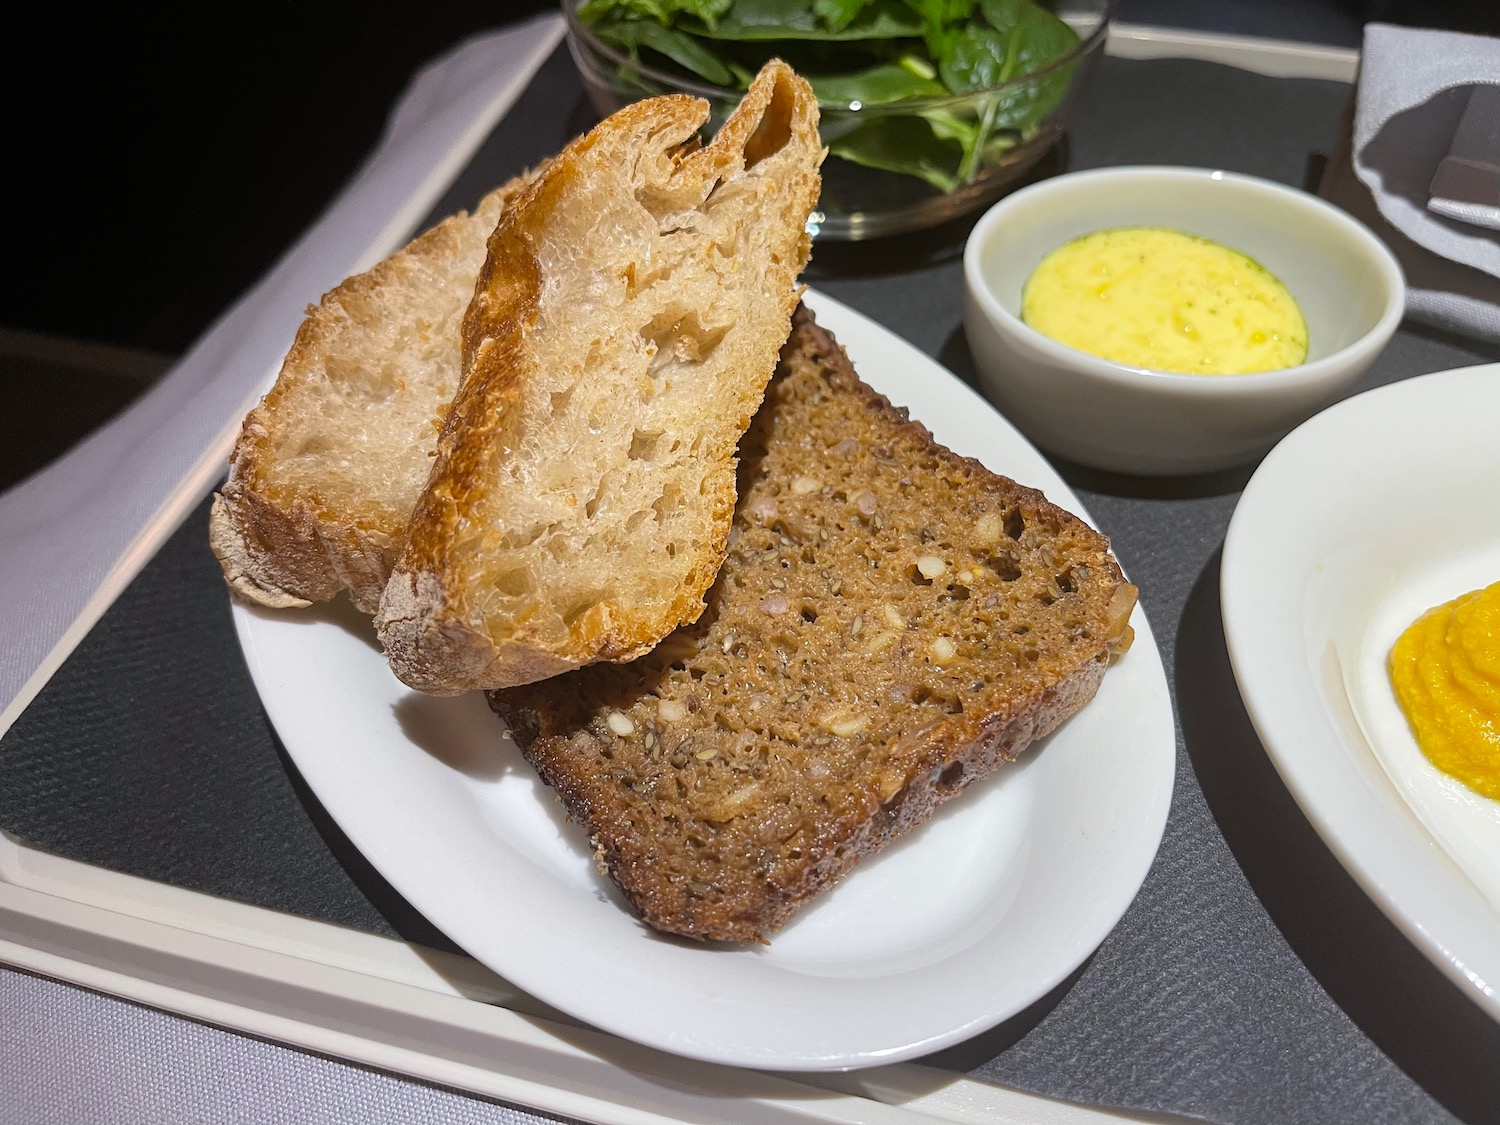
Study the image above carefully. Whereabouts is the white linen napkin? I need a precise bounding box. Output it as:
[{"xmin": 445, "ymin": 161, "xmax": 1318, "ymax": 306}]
[
  {"xmin": 1344, "ymin": 22, "xmax": 1500, "ymax": 342},
  {"xmin": 0, "ymin": 14, "xmax": 565, "ymax": 736}
]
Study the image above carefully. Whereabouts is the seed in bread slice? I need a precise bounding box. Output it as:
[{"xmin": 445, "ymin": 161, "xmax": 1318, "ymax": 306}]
[
  {"xmin": 209, "ymin": 171, "xmax": 537, "ymax": 613},
  {"xmin": 490, "ymin": 307, "xmax": 1138, "ymax": 943},
  {"xmin": 376, "ymin": 60, "xmax": 824, "ymax": 694}
]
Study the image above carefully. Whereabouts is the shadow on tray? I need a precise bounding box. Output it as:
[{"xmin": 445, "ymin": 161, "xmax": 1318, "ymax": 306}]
[
  {"xmin": 270, "ymin": 732, "xmax": 466, "ymax": 958},
  {"xmin": 1176, "ymin": 550, "xmax": 1500, "ymax": 1125}
]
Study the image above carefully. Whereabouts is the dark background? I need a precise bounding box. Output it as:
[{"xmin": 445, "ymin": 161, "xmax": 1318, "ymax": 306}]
[
  {"xmin": 6, "ymin": 0, "xmax": 1495, "ymax": 355},
  {"xmin": 0, "ymin": 0, "xmax": 1494, "ymax": 490}
]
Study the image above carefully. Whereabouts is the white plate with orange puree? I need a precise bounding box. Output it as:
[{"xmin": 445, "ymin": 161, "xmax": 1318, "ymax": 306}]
[{"xmin": 1222, "ymin": 363, "xmax": 1500, "ymax": 1023}]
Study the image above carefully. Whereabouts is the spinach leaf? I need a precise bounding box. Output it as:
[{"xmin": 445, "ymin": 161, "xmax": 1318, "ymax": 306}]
[
  {"xmin": 592, "ymin": 16, "xmax": 737, "ymax": 85},
  {"xmin": 982, "ymin": 6, "xmax": 1078, "ymax": 132},
  {"xmin": 700, "ymin": 0, "xmax": 923, "ymax": 41},
  {"xmin": 899, "ymin": 0, "xmax": 976, "ymax": 31},
  {"xmin": 931, "ymin": 24, "xmax": 1017, "ymax": 180},
  {"xmin": 937, "ymin": 22, "xmax": 1013, "ymax": 91},
  {"xmin": 1000, "ymin": 1, "xmax": 1078, "ymax": 79},
  {"xmin": 977, "ymin": 0, "xmax": 1027, "ymax": 32},
  {"xmin": 898, "ymin": 0, "xmax": 974, "ymax": 61},
  {"xmin": 922, "ymin": 107, "xmax": 978, "ymax": 148},
  {"xmin": 936, "ymin": 0, "xmax": 1077, "ymax": 96},
  {"xmin": 936, "ymin": 3, "xmax": 1077, "ymax": 178},
  {"xmin": 826, "ymin": 114, "xmax": 963, "ymax": 192},
  {"xmin": 724, "ymin": 56, "xmax": 759, "ymax": 85},
  {"xmin": 983, "ymin": 63, "xmax": 1073, "ymax": 133},
  {"xmin": 807, "ymin": 62, "xmax": 947, "ymax": 104},
  {"xmin": 581, "ymin": 0, "xmax": 734, "ymax": 27},
  {"xmin": 812, "ymin": 0, "xmax": 874, "ymax": 31}
]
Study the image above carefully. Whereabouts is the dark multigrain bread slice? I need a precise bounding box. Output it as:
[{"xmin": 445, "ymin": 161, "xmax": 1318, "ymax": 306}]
[{"xmin": 491, "ymin": 307, "xmax": 1138, "ymax": 943}]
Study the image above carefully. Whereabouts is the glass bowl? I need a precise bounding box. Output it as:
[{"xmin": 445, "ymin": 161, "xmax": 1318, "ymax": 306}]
[{"xmin": 563, "ymin": 0, "xmax": 1113, "ymax": 240}]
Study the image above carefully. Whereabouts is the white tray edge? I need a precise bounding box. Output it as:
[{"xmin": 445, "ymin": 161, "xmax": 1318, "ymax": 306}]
[
  {"xmin": 1107, "ymin": 22, "xmax": 1359, "ymax": 83},
  {"xmin": 0, "ymin": 832, "xmax": 1154, "ymax": 1125}
]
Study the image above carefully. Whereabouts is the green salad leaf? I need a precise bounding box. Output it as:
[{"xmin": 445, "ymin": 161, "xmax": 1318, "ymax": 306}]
[
  {"xmin": 989, "ymin": 0, "xmax": 1077, "ymax": 79},
  {"xmin": 806, "ymin": 61, "xmax": 947, "ymax": 105},
  {"xmin": 580, "ymin": 0, "xmax": 735, "ymax": 27},
  {"xmin": 591, "ymin": 16, "xmax": 737, "ymax": 84},
  {"xmin": 978, "ymin": 0, "xmax": 1027, "ymax": 32},
  {"xmin": 901, "ymin": 0, "xmax": 975, "ymax": 58},
  {"xmin": 828, "ymin": 115, "xmax": 964, "ymax": 192},
  {"xmin": 978, "ymin": 2, "xmax": 1079, "ymax": 133},
  {"xmin": 812, "ymin": 0, "xmax": 874, "ymax": 31},
  {"xmin": 939, "ymin": 22, "xmax": 1011, "ymax": 91},
  {"xmin": 697, "ymin": 0, "xmax": 925, "ymax": 41}
]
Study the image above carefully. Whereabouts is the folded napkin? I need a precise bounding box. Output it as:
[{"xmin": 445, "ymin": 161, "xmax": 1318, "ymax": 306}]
[
  {"xmin": 1328, "ymin": 22, "xmax": 1500, "ymax": 343},
  {"xmin": 0, "ymin": 14, "xmax": 564, "ymax": 736}
]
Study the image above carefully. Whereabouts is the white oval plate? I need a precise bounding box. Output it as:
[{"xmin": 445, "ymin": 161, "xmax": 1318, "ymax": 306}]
[
  {"xmin": 1222, "ymin": 363, "xmax": 1500, "ymax": 1023},
  {"xmin": 232, "ymin": 289, "xmax": 1176, "ymax": 1070}
]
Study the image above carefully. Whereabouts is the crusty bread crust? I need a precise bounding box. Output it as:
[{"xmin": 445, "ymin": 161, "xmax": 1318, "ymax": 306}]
[
  {"xmin": 492, "ymin": 308, "xmax": 1137, "ymax": 943},
  {"xmin": 209, "ymin": 172, "xmax": 536, "ymax": 613},
  {"xmin": 378, "ymin": 61, "xmax": 823, "ymax": 693}
]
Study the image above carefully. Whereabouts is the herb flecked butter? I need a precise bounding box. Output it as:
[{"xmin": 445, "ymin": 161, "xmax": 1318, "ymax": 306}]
[{"xmin": 1021, "ymin": 227, "xmax": 1308, "ymax": 375}]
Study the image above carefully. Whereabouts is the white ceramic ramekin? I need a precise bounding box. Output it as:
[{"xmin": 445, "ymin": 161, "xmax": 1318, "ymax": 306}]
[{"xmin": 962, "ymin": 166, "xmax": 1405, "ymax": 475}]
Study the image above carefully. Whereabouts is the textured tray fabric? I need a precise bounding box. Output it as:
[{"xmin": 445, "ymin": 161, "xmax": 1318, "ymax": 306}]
[
  {"xmin": 0, "ymin": 967, "xmax": 584, "ymax": 1125},
  {"xmin": 4, "ymin": 49, "xmax": 1500, "ymax": 1125}
]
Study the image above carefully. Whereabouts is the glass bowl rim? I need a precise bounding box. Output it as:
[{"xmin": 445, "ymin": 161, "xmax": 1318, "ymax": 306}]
[{"xmin": 562, "ymin": 0, "xmax": 1116, "ymax": 114}]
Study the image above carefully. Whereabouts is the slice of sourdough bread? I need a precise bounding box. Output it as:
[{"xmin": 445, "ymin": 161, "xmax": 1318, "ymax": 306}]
[
  {"xmin": 209, "ymin": 171, "xmax": 536, "ymax": 614},
  {"xmin": 376, "ymin": 60, "xmax": 823, "ymax": 694},
  {"xmin": 491, "ymin": 308, "xmax": 1138, "ymax": 943}
]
